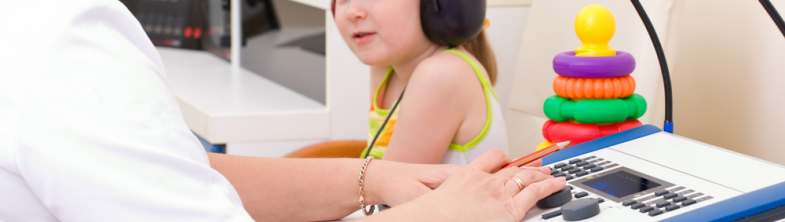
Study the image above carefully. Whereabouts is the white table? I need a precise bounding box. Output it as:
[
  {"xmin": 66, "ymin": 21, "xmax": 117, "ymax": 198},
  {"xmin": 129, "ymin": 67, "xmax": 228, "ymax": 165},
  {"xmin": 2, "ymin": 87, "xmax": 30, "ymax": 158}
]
[{"xmin": 157, "ymin": 47, "xmax": 329, "ymax": 145}]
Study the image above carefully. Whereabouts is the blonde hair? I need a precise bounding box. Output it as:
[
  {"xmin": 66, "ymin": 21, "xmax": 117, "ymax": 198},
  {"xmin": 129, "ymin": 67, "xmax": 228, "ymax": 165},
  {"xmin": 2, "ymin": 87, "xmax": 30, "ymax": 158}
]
[{"xmin": 462, "ymin": 30, "xmax": 498, "ymax": 85}]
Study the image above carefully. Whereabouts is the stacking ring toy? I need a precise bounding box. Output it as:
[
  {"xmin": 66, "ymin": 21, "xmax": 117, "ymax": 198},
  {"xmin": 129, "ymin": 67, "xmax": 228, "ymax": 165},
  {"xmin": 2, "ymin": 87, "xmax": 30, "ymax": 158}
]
[
  {"xmin": 552, "ymin": 51, "xmax": 636, "ymax": 78},
  {"xmin": 542, "ymin": 119, "xmax": 642, "ymax": 144},
  {"xmin": 543, "ymin": 94, "xmax": 647, "ymax": 124},
  {"xmin": 553, "ymin": 75, "xmax": 636, "ymax": 99}
]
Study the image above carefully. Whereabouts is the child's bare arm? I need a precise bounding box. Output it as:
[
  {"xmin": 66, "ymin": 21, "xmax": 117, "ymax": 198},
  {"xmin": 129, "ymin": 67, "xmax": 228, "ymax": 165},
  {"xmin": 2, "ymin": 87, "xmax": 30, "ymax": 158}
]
[{"xmin": 381, "ymin": 52, "xmax": 486, "ymax": 164}]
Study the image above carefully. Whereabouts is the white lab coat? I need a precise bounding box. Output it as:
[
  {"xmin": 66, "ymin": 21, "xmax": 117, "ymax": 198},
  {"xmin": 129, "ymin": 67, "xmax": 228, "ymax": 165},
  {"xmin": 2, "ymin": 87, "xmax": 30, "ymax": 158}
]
[{"xmin": 0, "ymin": 0, "xmax": 253, "ymax": 221}]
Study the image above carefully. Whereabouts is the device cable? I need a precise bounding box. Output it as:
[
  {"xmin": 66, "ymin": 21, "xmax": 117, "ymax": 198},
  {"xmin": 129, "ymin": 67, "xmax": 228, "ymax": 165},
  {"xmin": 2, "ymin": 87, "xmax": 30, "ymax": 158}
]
[
  {"xmin": 760, "ymin": 0, "xmax": 785, "ymax": 39},
  {"xmin": 630, "ymin": 0, "xmax": 674, "ymax": 133}
]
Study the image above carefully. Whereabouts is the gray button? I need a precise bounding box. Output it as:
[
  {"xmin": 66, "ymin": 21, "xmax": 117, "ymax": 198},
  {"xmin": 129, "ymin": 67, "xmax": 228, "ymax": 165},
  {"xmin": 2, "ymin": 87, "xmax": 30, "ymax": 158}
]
[
  {"xmin": 655, "ymin": 190, "xmax": 669, "ymax": 196},
  {"xmin": 681, "ymin": 199, "xmax": 697, "ymax": 206},
  {"xmin": 669, "ymin": 186, "xmax": 685, "ymax": 192},
  {"xmin": 537, "ymin": 186, "xmax": 572, "ymax": 209},
  {"xmin": 568, "ymin": 168, "xmax": 582, "ymax": 174},
  {"xmin": 596, "ymin": 198, "xmax": 604, "ymax": 203},
  {"xmin": 686, "ymin": 192, "xmax": 704, "ymax": 199},
  {"xmin": 582, "ymin": 164, "xmax": 596, "ymax": 169},
  {"xmin": 554, "ymin": 163, "xmax": 568, "ymax": 168},
  {"xmin": 561, "ymin": 199, "xmax": 601, "ymax": 221},
  {"xmin": 695, "ymin": 196, "xmax": 714, "ymax": 202},
  {"xmin": 622, "ymin": 200, "xmax": 637, "ymax": 206},
  {"xmin": 551, "ymin": 170, "xmax": 561, "ymax": 176},
  {"xmin": 575, "ymin": 161, "xmax": 589, "ymax": 167},
  {"xmin": 639, "ymin": 206, "xmax": 655, "ymax": 213},
  {"xmin": 575, "ymin": 171, "xmax": 589, "ymax": 177},
  {"xmin": 542, "ymin": 210, "xmax": 562, "ymax": 220},
  {"xmin": 575, "ymin": 192, "xmax": 588, "ymax": 198},
  {"xmin": 672, "ymin": 196, "xmax": 687, "ymax": 203},
  {"xmin": 553, "ymin": 173, "xmax": 567, "ymax": 178},
  {"xmin": 665, "ymin": 205, "xmax": 680, "ymax": 212},
  {"xmin": 649, "ymin": 210, "xmax": 664, "ymax": 216},
  {"xmin": 561, "ymin": 166, "xmax": 575, "ymax": 171},
  {"xmin": 656, "ymin": 201, "xmax": 671, "ymax": 208},
  {"xmin": 590, "ymin": 167, "xmax": 604, "ymax": 173},
  {"xmin": 565, "ymin": 175, "xmax": 575, "ymax": 181},
  {"xmin": 569, "ymin": 159, "xmax": 582, "ymax": 164},
  {"xmin": 664, "ymin": 193, "xmax": 678, "ymax": 199},
  {"xmin": 631, "ymin": 203, "xmax": 645, "ymax": 209},
  {"xmin": 583, "ymin": 156, "xmax": 597, "ymax": 160}
]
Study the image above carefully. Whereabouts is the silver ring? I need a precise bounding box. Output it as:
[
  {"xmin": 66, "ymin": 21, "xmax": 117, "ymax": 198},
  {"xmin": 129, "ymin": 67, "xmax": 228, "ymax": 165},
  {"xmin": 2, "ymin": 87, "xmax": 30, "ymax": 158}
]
[{"xmin": 510, "ymin": 176, "xmax": 525, "ymax": 191}]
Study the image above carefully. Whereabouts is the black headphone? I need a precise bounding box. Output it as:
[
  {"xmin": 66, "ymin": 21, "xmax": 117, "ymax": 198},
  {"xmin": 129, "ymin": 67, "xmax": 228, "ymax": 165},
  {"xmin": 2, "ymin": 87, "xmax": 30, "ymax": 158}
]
[{"xmin": 332, "ymin": 0, "xmax": 486, "ymax": 47}]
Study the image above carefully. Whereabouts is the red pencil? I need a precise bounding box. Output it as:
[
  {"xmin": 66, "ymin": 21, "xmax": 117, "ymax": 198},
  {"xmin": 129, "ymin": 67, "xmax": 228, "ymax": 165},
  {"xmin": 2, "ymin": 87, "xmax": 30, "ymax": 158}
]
[{"xmin": 502, "ymin": 141, "xmax": 571, "ymax": 169}]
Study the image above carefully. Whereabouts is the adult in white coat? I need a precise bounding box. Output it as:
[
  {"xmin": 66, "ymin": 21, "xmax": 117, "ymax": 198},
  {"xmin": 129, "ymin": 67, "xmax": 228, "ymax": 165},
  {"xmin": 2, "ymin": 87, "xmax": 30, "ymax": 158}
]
[{"xmin": 0, "ymin": 0, "xmax": 565, "ymax": 221}]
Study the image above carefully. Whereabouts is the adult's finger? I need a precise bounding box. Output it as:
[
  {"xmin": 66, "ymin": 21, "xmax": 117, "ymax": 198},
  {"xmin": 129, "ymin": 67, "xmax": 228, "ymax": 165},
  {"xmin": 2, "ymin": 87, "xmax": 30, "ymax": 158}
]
[
  {"xmin": 512, "ymin": 177, "xmax": 567, "ymax": 215},
  {"xmin": 467, "ymin": 149, "xmax": 510, "ymax": 173},
  {"xmin": 494, "ymin": 166, "xmax": 524, "ymax": 179},
  {"xmin": 503, "ymin": 170, "xmax": 555, "ymax": 197},
  {"xmin": 519, "ymin": 166, "xmax": 551, "ymax": 175},
  {"xmin": 523, "ymin": 159, "xmax": 543, "ymax": 167}
]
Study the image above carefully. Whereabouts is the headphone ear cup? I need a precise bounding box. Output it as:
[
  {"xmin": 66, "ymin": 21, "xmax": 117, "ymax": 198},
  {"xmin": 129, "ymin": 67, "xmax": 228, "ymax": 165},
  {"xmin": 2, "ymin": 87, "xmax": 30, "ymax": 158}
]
[{"xmin": 420, "ymin": 0, "xmax": 486, "ymax": 47}]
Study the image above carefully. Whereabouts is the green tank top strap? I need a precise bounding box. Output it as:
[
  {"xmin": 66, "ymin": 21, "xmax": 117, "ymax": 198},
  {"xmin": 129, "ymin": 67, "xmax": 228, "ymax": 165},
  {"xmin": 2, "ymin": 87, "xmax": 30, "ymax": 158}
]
[
  {"xmin": 442, "ymin": 49, "xmax": 498, "ymax": 152},
  {"xmin": 442, "ymin": 49, "xmax": 499, "ymax": 100}
]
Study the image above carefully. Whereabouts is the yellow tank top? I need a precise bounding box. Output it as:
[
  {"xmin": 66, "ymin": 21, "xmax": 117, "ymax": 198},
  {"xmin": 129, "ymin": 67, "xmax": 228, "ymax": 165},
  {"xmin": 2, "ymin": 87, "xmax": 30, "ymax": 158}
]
[{"xmin": 361, "ymin": 49, "xmax": 504, "ymax": 161}]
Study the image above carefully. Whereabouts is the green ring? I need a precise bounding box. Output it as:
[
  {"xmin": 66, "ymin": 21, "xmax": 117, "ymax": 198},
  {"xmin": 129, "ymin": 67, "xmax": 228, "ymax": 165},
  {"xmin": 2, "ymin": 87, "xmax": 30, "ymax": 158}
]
[{"xmin": 543, "ymin": 94, "xmax": 647, "ymax": 124}]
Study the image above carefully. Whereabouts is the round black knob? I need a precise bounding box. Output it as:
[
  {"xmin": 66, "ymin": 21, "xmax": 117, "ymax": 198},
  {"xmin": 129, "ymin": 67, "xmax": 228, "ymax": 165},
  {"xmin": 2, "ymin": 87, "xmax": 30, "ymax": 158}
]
[
  {"xmin": 561, "ymin": 198, "xmax": 601, "ymax": 221},
  {"xmin": 536, "ymin": 186, "xmax": 572, "ymax": 208}
]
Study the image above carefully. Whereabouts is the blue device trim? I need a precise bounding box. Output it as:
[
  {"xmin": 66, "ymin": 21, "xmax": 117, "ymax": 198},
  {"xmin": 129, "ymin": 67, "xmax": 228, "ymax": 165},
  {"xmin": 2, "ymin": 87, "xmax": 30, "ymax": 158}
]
[
  {"xmin": 541, "ymin": 124, "xmax": 662, "ymax": 165},
  {"xmin": 661, "ymin": 181, "xmax": 785, "ymax": 222},
  {"xmin": 664, "ymin": 122, "xmax": 674, "ymax": 133}
]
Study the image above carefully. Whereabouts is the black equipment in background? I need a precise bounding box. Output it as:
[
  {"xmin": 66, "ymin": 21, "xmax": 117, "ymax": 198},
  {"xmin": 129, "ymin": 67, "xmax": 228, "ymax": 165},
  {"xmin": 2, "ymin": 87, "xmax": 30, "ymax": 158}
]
[
  {"xmin": 119, "ymin": 0, "xmax": 207, "ymax": 49},
  {"xmin": 202, "ymin": 0, "xmax": 280, "ymax": 59},
  {"xmin": 119, "ymin": 0, "xmax": 279, "ymax": 54}
]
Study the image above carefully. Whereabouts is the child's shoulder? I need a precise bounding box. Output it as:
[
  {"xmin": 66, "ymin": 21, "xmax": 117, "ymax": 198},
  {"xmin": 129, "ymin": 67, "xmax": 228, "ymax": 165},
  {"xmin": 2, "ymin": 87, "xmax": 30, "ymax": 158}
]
[{"xmin": 409, "ymin": 49, "xmax": 485, "ymax": 91}]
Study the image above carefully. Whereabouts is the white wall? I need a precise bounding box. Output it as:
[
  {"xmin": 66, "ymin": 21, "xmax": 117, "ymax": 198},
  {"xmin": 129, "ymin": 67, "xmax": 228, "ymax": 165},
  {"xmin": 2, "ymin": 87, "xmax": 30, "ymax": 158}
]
[
  {"xmin": 486, "ymin": 7, "xmax": 532, "ymax": 112},
  {"xmin": 664, "ymin": 0, "xmax": 785, "ymax": 165}
]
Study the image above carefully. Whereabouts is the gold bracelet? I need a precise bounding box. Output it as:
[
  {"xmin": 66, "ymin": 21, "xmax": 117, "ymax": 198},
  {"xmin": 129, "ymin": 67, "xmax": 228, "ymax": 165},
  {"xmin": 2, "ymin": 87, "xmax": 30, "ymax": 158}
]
[{"xmin": 359, "ymin": 156, "xmax": 375, "ymax": 216}]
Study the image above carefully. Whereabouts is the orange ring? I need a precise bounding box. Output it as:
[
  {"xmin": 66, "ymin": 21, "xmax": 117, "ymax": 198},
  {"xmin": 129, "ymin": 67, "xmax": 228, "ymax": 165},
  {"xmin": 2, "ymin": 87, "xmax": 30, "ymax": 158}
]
[{"xmin": 553, "ymin": 75, "xmax": 636, "ymax": 99}]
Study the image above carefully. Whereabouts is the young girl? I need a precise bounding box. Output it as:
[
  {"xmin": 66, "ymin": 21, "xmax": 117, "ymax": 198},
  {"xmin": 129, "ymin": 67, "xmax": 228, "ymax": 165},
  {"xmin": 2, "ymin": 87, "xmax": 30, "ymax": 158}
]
[{"xmin": 334, "ymin": 0, "xmax": 508, "ymax": 165}]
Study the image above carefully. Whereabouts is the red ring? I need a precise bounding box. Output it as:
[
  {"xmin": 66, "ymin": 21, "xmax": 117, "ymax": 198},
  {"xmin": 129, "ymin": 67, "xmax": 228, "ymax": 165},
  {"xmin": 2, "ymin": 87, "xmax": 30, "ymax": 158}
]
[{"xmin": 542, "ymin": 119, "xmax": 642, "ymax": 144}]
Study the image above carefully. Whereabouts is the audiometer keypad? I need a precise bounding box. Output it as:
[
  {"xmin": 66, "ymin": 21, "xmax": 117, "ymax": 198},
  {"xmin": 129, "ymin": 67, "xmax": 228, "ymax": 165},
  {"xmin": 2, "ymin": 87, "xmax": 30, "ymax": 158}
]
[{"xmin": 539, "ymin": 156, "xmax": 717, "ymax": 220}]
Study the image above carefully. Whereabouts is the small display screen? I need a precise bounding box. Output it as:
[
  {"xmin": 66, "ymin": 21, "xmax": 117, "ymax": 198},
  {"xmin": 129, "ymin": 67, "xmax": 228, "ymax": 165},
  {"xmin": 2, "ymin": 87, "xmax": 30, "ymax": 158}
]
[{"xmin": 581, "ymin": 171, "xmax": 661, "ymax": 198}]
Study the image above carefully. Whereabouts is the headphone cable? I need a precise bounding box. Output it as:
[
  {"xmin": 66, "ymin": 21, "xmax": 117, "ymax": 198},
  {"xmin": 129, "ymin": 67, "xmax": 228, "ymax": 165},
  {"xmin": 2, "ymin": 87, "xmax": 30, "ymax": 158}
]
[{"xmin": 363, "ymin": 88, "xmax": 406, "ymax": 159}]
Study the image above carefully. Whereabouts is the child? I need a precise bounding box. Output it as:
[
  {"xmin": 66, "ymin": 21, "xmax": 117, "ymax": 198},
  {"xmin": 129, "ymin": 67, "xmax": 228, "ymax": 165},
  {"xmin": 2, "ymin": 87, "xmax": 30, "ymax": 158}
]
[{"xmin": 333, "ymin": 0, "xmax": 508, "ymax": 165}]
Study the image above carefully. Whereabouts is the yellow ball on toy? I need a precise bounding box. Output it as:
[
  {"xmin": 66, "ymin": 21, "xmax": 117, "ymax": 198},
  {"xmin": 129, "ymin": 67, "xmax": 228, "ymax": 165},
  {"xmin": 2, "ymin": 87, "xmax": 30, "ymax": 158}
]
[
  {"xmin": 574, "ymin": 5, "xmax": 616, "ymax": 57},
  {"xmin": 536, "ymin": 141, "xmax": 554, "ymax": 151}
]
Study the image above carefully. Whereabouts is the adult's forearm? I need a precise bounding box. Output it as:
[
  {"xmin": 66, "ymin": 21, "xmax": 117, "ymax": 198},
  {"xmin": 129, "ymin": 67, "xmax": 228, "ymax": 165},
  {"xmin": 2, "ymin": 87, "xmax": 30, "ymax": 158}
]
[{"xmin": 208, "ymin": 153, "xmax": 375, "ymax": 221}]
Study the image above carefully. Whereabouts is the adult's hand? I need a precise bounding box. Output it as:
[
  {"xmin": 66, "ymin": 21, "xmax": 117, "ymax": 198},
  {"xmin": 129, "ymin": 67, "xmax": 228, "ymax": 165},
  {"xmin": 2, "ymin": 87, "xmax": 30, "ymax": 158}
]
[
  {"xmin": 364, "ymin": 149, "xmax": 566, "ymax": 221},
  {"xmin": 364, "ymin": 151, "xmax": 546, "ymax": 207},
  {"xmin": 363, "ymin": 159, "xmax": 461, "ymax": 207}
]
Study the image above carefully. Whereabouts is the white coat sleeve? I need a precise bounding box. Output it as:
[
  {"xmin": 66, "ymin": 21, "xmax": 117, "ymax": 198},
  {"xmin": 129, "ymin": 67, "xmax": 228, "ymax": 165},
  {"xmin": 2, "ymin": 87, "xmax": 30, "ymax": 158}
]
[{"xmin": 1, "ymin": 0, "xmax": 254, "ymax": 221}]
